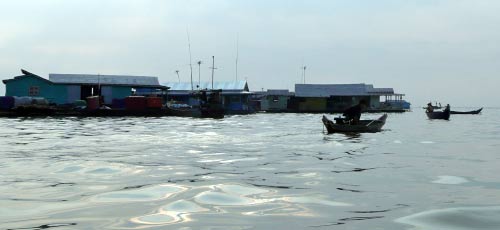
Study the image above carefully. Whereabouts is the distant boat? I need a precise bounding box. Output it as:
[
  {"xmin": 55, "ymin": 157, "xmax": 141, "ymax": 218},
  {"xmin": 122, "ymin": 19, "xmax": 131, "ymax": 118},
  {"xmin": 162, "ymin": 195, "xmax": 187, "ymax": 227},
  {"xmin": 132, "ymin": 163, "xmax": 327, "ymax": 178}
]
[
  {"xmin": 450, "ymin": 108, "xmax": 483, "ymax": 115},
  {"xmin": 426, "ymin": 109, "xmax": 450, "ymax": 120},
  {"xmin": 322, "ymin": 114, "xmax": 387, "ymax": 133}
]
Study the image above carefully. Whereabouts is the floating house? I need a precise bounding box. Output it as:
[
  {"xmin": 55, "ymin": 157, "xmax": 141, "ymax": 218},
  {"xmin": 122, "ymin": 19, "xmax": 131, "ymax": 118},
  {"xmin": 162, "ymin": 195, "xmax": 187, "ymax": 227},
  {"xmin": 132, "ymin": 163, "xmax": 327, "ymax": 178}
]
[
  {"xmin": 257, "ymin": 89, "xmax": 295, "ymax": 112},
  {"xmin": 2, "ymin": 70, "xmax": 167, "ymax": 105},
  {"xmin": 164, "ymin": 81, "xmax": 254, "ymax": 114},
  {"xmin": 288, "ymin": 83, "xmax": 409, "ymax": 112}
]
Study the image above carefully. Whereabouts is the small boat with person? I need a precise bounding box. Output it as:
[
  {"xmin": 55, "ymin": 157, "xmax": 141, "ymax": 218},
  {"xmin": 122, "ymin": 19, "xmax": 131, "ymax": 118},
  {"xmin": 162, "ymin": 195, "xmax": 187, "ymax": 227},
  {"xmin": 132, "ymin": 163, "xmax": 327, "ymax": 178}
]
[
  {"xmin": 450, "ymin": 108, "xmax": 483, "ymax": 115},
  {"xmin": 322, "ymin": 114, "xmax": 388, "ymax": 133},
  {"xmin": 425, "ymin": 102, "xmax": 451, "ymax": 120}
]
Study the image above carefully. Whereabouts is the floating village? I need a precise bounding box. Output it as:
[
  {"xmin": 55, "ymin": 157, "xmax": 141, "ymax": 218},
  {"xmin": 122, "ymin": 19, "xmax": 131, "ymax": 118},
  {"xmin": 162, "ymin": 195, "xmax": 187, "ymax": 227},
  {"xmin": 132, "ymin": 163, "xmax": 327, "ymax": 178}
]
[
  {"xmin": 1, "ymin": 69, "xmax": 410, "ymax": 115},
  {"xmin": 0, "ymin": 69, "xmax": 483, "ymax": 133}
]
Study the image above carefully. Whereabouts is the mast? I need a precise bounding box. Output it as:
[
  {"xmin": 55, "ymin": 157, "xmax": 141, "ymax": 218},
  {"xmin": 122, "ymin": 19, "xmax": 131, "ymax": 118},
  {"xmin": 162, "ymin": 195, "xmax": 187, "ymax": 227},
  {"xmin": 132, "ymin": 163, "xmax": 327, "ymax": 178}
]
[
  {"xmin": 97, "ymin": 73, "xmax": 101, "ymax": 96},
  {"xmin": 187, "ymin": 28, "xmax": 194, "ymax": 90},
  {"xmin": 175, "ymin": 70, "xmax": 180, "ymax": 83},
  {"xmin": 197, "ymin": 61, "xmax": 202, "ymax": 87},
  {"xmin": 302, "ymin": 65, "xmax": 307, "ymax": 84},
  {"xmin": 235, "ymin": 34, "xmax": 239, "ymax": 81},
  {"xmin": 211, "ymin": 56, "xmax": 215, "ymax": 89}
]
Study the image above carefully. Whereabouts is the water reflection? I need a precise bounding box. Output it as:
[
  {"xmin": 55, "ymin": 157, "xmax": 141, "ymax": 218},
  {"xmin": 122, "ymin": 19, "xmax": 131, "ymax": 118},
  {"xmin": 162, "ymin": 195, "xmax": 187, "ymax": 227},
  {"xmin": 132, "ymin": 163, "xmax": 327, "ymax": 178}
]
[{"xmin": 125, "ymin": 183, "xmax": 353, "ymax": 227}]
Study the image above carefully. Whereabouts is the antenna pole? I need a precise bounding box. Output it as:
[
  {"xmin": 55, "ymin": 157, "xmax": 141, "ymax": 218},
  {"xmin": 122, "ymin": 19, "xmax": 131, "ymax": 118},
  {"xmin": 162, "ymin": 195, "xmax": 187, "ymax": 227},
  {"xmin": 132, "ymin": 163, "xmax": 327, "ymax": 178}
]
[
  {"xmin": 197, "ymin": 61, "xmax": 202, "ymax": 87},
  {"xmin": 211, "ymin": 56, "xmax": 215, "ymax": 89},
  {"xmin": 97, "ymin": 73, "xmax": 101, "ymax": 96},
  {"xmin": 187, "ymin": 28, "xmax": 194, "ymax": 90},
  {"xmin": 303, "ymin": 66, "xmax": 307, "ymax": 84},
  {"xmin": 236, "ymin": 34, "xmax": 239, "ymax": 81}
]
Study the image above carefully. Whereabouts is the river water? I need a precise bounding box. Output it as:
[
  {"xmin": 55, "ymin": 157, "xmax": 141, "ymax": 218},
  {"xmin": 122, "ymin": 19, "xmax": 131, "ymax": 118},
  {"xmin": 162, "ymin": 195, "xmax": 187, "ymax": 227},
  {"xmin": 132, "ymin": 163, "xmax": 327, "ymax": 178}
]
[{"xmin": 1, "ymin": 109, "xmax": 499, "ymax": 230}]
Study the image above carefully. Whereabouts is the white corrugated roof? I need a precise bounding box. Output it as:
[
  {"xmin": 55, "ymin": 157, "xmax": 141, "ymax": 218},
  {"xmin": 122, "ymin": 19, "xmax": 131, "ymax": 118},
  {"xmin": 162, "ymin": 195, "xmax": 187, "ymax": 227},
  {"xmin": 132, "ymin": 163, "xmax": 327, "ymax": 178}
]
[
  {"xmin": 295, "ymin": 84, "xmax": 394, "ymax": 97},
  {"xmin": 164, "ymin": 81, "xmax": 249, "ymax": 91},
  {"xmin": 49, "ymin": 73, "xmax": 161, "ymax": 87}
]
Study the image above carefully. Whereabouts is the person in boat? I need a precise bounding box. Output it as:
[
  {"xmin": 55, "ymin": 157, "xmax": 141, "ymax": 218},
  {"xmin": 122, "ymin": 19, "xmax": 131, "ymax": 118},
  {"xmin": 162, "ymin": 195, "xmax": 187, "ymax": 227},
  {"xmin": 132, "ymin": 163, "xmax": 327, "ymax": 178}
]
[
  {"xmin": 343, "ymin": 99, "xmax": 368, "ymax": 124},
  {"xmin": 426, "ymin": 102, "xmax": 434, "ymax": 113},
  {"xmin": 444, "ymin": 104, "xmax": 450, "ymax": 111}
]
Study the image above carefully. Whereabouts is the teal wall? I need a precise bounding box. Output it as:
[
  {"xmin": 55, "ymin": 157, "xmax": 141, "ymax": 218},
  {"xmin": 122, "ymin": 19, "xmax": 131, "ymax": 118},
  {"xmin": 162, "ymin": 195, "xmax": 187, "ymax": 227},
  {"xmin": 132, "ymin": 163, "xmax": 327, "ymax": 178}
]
[
  {"xmin": 112, "ymin": 86, "xmax": 132, "ymax": 99},
  {"xmin": 262, "ymin": 95, "xmax": 290, "ymax": 111},
  {"xmin": 5, "ymin": 75, "xmax": 68, "ymax": 104},
  {"xmin": 4, "ymin": 75, "xmax": 143, "ymax": 105}
]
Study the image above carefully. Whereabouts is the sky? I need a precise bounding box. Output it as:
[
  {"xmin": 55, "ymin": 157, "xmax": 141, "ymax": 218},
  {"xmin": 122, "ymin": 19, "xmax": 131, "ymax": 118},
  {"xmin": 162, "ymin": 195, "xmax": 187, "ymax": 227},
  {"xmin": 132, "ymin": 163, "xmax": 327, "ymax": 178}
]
[{"xmin": 1, "ymin": 0, "xmax": 499, "ymax": 107}]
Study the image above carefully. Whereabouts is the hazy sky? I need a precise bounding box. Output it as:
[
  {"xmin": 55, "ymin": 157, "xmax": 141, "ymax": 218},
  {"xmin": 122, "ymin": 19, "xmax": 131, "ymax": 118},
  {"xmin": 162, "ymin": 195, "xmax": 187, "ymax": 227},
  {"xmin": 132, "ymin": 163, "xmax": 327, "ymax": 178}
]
[{"xmin": 1, "ymin": 0, "xmax": 499, "ymax": 106}]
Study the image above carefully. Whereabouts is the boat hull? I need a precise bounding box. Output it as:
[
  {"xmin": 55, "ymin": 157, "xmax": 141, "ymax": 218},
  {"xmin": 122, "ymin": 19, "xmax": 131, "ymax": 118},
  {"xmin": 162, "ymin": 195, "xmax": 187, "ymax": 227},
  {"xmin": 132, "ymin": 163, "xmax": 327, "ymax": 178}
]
[
  {"xmin": 450, "ymin": 108, "xmax": 482, "ymax": 115},
  {"xmin": 426, "ymin": 110, "xmax": 450, "ymax": 120},
  {"xmin": 322, "ymin": 114, "xmax": 387, "ymax": 133}
]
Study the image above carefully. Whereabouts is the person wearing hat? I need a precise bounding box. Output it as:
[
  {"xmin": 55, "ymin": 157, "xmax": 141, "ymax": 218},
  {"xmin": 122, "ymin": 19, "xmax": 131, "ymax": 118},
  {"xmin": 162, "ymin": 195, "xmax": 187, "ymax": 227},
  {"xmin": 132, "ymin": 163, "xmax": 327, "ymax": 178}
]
[
  {"xmin": 426, "ymin": 102, "xmax": 434, "ymax": 113},
  {"xmin": 343, "ymin": 99, "xmax": 368, "ymax": 124}
]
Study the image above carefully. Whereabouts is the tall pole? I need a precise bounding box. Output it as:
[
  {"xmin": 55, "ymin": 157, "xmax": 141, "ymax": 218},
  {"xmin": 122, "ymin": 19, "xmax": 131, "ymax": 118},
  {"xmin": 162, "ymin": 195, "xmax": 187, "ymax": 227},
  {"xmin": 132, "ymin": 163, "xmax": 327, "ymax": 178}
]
[
  {"xmin": 235, "ymin": 34, "xmax": 239, "ymax": 81},
  {"xmin": 187, "ymin": 28, "xmax": 194, "ymax": 90},
  {"xmin": 211, "ymin": 56, "xmax": 215, "ymax": 89},
  {"xmin": 197, "ymin": 61, "xmax": 202, "ymax": 87},
  {"xmin": 175, "ymin": 70, "xmax": 180, "ymax": 83},
  {"xmin": 303, "ymin": 66, "xmax": 307, "ymax": 84},
  {"xmin": 97, "ymin": 73, "xmax": 101, "ymax": 96}
]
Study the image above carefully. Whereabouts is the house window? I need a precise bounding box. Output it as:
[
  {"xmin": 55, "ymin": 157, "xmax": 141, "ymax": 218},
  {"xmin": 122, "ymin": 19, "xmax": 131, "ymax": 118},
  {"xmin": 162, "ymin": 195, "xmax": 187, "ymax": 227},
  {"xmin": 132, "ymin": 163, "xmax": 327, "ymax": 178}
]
[{"xmin": 29, "ymin": 86, "xmax": 40, "ymax": 96}]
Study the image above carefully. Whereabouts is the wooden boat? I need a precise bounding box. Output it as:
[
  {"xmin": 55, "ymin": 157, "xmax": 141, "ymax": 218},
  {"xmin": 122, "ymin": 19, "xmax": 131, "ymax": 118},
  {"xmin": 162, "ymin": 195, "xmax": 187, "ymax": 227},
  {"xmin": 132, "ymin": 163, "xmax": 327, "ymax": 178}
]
[
  {"xmin": 426, "ymin": 109, "xmax": 450, "ymax": 120},
  {"xmin": 450, "ymin": 108, "xmax": 482, "ymax": 115},
  {"xmin": 322, "ymin": 114, "xmax": 388, "ymax": 133}
]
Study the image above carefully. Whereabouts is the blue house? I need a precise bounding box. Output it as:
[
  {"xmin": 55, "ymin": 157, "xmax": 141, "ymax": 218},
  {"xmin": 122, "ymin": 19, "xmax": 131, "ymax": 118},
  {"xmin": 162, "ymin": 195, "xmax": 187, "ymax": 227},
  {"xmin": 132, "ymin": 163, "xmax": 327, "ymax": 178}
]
[
  {"xmin": 3, "ymin": 69, "xmax": 167, "ymax": 105},
  {"xmin": 164, "ymin": 81, "xmax": 254, "ymax": 114},
  {"xmin": 3, "ymin": 70, "xmax": 68, "ymax": 104}
]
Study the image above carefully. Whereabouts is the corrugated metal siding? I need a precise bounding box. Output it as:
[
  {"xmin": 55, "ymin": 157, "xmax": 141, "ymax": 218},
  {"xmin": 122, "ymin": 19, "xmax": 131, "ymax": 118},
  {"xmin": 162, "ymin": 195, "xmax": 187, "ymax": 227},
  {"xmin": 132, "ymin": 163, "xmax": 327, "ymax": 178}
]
[{"xmin": 367, "ymin": 88, "xmax": 394, "ymax": 94}]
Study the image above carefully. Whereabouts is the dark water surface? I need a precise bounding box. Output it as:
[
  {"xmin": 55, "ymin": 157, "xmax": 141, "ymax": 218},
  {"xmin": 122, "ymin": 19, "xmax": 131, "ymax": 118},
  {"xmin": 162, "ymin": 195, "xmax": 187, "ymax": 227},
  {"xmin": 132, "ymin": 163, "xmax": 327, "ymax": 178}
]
[{"xmin": 1, "ymin": 109, "xmax": 499, "ymax": 229}]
